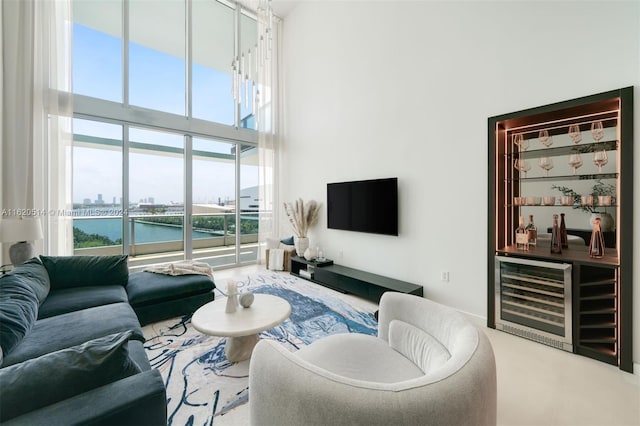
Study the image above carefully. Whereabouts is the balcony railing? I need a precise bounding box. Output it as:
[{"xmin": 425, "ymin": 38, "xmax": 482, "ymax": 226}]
[{"xmin": 73, "ymin": 212, "xmax": 259, "ymax": 269}]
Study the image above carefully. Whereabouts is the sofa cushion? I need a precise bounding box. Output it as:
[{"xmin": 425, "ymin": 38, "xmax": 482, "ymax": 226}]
[
  {"xmin": 1, "ymin": 302, "xmax": 144, "ymax": 367},
  {"xmin": 388, "ymin": 319, "xmax": 451, "ymax": 374},
  {"xmin": 127, "ymin": 271, "xmax": 214, "ymax": 307},
  {"xmin": 40, "ymin": 255, "xmax": 129, "ymax": 290},
  {"xmin": 0, "ymin": 331, "xmax": 141, "ymax": 422},
  {"xmin": 297, "ymin": 333, "xmax": 424, "ymax": 383},
  {"xmin": 0, "ymin": 273, "xmax": 40, "ymax": 356},
  {"xmin": 38, "ymin": 285, "xmax": 129, "ymax": 319}
]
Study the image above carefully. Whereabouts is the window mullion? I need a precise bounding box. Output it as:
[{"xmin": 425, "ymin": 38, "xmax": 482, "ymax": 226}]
[
  {"xmin": 122, "ymin": 124, "xmax": 130, "ymax": 255},
  {"xmin": 186, "ymin": 0, "xmax": 192, "ymax": 119},
  {"xmin": 184, "ymin": 135, "xmax": 193, "ymax": 260},
  {"xmin": 123, "ymin": 0, "xmax": 130, "ymax": 107}
]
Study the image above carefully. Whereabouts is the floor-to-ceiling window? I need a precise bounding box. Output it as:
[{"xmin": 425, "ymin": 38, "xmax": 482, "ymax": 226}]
[{"xmin": 72, "ymin": 0, "xmax": 259, "ymax": 269}]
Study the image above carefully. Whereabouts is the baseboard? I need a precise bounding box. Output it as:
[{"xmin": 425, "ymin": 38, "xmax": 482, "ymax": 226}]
[
  {"xmin": 457, "ymin": 310, "xmax": 487, "ymax": 328},
  {"xmin": 470, "ymin": 313, "xmax": 640, "ymax": 377}
]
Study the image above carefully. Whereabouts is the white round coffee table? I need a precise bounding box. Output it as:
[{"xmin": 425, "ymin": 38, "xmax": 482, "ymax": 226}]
[{"xmin": 191, "ymin": 294, "xmax": 291, "ymax": 362}]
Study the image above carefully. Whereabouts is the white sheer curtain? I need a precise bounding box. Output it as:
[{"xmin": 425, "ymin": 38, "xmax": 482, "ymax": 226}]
[
  {"xmin": 256, "ymin": 15, "xmax": 282, "ymax": 264},
  {"xmin": 1, "ymin": 0, "xmax": 73, "ymax": 263}
]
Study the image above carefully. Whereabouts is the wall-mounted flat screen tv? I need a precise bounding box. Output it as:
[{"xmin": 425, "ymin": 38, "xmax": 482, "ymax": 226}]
[{"xmin": 327, "ymin": 177, "xmax": 398, "ymax": 236}]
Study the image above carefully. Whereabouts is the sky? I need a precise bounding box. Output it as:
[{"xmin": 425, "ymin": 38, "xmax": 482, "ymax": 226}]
[{"xmin": 72, "ymin": 23, "xmax": 258, "ymax": 205}]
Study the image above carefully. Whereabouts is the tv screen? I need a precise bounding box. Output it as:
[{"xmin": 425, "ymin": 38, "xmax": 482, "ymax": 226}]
[{"xmin": 327, "ymin": 177, "xmax": 398, "ymax": 236}]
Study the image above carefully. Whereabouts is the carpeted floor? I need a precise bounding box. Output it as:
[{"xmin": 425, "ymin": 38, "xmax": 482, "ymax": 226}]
[{"xmin": 142, "ymin": 271, "xmax": 378, "ymax": 426}]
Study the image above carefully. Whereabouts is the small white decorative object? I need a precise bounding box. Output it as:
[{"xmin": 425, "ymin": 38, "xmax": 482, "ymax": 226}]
[
  {"xmin": 225, "ymin": 280, "xmax": 238, "ymax": 313},
  {"xmin": 239, "ymin": 292, "xmax": 255, "ymax": 308},
  {"xmin": 303, "ymin": 246, "xmax": 316, "ymax": 261}
]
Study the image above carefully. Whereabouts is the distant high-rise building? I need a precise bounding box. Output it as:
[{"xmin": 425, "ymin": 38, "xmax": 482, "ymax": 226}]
[
  {"xmin": 113, "ymin": 196, "xmax": 116, "ymax": 205},
  {"xmin": 95, "ymin": 193, "xmax": 104, "ymax": 205},
  {"xmin": 83, "ymin": 198, "xmax": 92, "ymax": 205},
  {"xmin": 148, "ymin": 197, "xmax": 154, "ymax": 204}
]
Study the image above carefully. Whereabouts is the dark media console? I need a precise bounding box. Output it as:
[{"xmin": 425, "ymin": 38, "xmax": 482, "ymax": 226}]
[{"xmin": 290, "ymin": 256, "xmax": 423, "ymax": 303}]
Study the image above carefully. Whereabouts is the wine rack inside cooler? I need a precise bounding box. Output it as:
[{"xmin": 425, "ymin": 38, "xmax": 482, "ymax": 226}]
[
  {"xmin": 577, "ymin": 265, "xmax": 618, "ymax": 366},
  {"xmin": 495, "ymin": 256, "xmax": 572, "ymax": 351}
]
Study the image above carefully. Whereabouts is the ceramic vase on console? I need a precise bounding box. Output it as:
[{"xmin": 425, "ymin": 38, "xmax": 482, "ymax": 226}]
[
  {"xmin": 303, "ymin": 246, "xmax": 316, "ymax": 261},
  {"xmin": 590, "ymin": 212, "xmax": 614, "ymax": 232},
  {"xmin": 294, "ymin": 236, "xmax": 309, "ymax": 256}
]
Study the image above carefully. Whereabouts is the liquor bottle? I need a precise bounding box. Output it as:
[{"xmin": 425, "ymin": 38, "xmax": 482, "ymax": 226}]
[
  {"xmin": 515, "ymin": 216, "xmax": 529, "ymax": 250},
  {"xmin": 589, "ymin": 217, "xmax": 605, "ymax": 258},
  {"xmin": 550, "ymin": 214, "xmax": 562, "ymax": 254},
  {"xmin": 526, "ymin": 214, "xmax": 537, "ymax": 246},
  {"xmin": 560, "ymin": 213, "xmax": 568, "ymax": 249}
]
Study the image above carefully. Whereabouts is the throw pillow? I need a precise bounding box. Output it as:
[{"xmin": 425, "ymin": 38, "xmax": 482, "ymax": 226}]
[
  {"xmin": 0, "ymin": 274, "xmax": 40, "ymax": 355},
  {"xmin": 388, "ymin": 319, "xmax": 451, "ymax": 374},
  {"xmin": 0, "ymin": 330, "xmax": 141, "ymax": 422},
  {"xmin": 40, "ymin": 255, "xmax": 129, "ymax": 289},
  {"xmin": 7, "ymin": 257, "xmax": 51, "ymax": 305},
  {"xmin": 280, "ymin": 236, "xmax": 294, "ymax": 246}
]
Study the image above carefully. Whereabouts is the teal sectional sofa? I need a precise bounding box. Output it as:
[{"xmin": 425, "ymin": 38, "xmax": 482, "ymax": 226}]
[{"xmin": 0, "ymin": 255, "xmax": 215, "ymax": 425}]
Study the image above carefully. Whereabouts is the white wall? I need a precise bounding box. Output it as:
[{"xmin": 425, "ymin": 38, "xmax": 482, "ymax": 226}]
[{"xmin": 280, "ymin": 1, "xmax": 640, "ymax": 368}]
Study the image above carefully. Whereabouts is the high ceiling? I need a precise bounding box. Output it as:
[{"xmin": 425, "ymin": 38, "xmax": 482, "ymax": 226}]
[
  {"xmin": 238, "ymin": 0, "xmax": 299, "ymax": 18},
  {"xmin": 270, "ymin": 0, "xmax": 299, "ymax": 17}
]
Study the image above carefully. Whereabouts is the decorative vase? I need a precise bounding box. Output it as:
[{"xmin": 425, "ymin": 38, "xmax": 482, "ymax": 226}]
[
  {"xmin": 294, "ymin": 236, "xmax": 309, "ymax": 256},
  {"xmin": 590, "ymin": 212, "xmax": 614, "ymax": 232},
  {"xmin": 225, "ymin": 281, "xmax": 238, "ymax": 313}
]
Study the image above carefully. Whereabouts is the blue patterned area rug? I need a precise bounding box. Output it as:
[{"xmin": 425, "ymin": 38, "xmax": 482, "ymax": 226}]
[{"xmin": 142, "ymin": 272, "xmax": 378, "ymax": 426}]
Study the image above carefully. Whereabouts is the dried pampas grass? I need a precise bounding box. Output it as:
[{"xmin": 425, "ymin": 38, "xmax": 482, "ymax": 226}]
[{"xmin": 283, "ymin": 198, "xmax": 320, "ymax": 237}]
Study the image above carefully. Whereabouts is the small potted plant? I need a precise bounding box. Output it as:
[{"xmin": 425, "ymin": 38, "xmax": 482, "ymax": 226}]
[
  {"xmin": 283, "ymin": 198, "xmax": 321, "ymax": 255},
  {"xmin": 552, "ymin": 180, "xmax": 616, "ymax": 231}
]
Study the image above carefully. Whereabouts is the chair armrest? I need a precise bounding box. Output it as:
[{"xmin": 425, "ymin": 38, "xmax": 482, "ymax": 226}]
[{"xmin": 3, "ymin": 370, "xmax": 166, "ymax": 426}]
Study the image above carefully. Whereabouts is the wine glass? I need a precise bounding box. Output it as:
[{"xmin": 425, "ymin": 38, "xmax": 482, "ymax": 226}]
[
  {"xmin": 567, "ymin": 153, "xmax": 583, "ymax": 175},
  {"xmin": 568, "ymin": 124, "xmax": 582, "ymax": 144},
  {"xmin": 537, "ymin": 157, "xmax": 554, "ymax": 176},
  {"xmin": 512, "ymin": 133, "xmax": 529, "ymax": 151},
  {"xmin": 591, "ymin": 121, "xmax": 604, "ymax": 142},
  {"xmin": 593, "ymin": 150, "xmax": 608, "ymax": 172},
  {"xmin": 538, "ymin": 129, "xmax": 553, "ymax": 148},
  {"xmin": 514, "ymin": 159, "xmax": 531, "ymax": 178}
]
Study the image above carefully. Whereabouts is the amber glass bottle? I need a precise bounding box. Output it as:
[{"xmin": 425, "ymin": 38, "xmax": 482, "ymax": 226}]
[
  {"xmin": 589, "ymin": 217, "xmax": 605, "ymax": 258},
  {"xmin": 560, "ymin": 213, "xmax": 568, "ymax": 249},
  {"xmin": 550, "ymin": 214, "xmax": 562, "ymax": 254},
  {"xmin": 526, "ymin": 214, "xmax": 537, "ymax": 246}
]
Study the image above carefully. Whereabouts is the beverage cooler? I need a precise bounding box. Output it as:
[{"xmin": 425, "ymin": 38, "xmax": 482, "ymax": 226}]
[{"xmin": 495, "ymin": 256, "xmax": 572, "ymax": 352}]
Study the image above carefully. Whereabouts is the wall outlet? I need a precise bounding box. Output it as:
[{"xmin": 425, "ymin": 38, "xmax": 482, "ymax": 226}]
[{"xmin": 441, "ymin": 271, "xmax": 450, "ymax": 282}]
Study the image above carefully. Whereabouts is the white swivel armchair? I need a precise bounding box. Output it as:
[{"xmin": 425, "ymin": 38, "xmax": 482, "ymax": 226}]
[{"xmin": 249, "ymin": 292, "xmax": 497, "ymax": 426}]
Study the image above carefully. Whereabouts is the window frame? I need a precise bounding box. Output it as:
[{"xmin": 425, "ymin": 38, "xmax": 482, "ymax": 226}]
[{"xmin": 72, "ymin": 0, "xmax": 259, "ymax": 268}]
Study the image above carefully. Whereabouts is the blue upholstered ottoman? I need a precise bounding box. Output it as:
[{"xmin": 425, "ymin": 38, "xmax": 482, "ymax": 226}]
[{"xmin": 127, "ymin": 272, "xmax": 215, "ymax": 325}]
